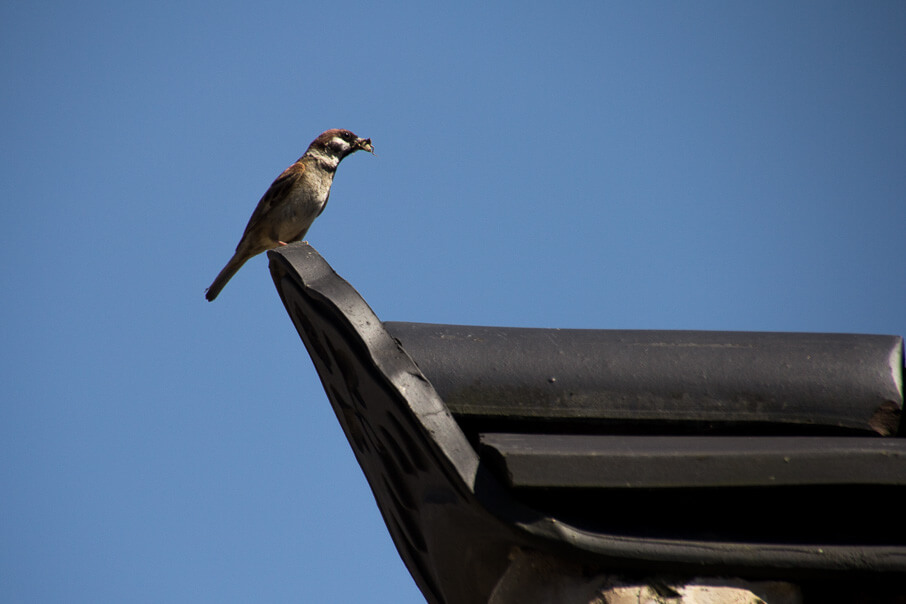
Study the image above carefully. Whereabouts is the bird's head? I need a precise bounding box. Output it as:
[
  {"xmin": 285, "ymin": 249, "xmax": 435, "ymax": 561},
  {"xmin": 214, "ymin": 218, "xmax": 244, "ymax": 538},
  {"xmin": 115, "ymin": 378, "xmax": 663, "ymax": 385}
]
[{"xmin": 307, "ymin": 129, "xmax": 374, "ymax": 163}]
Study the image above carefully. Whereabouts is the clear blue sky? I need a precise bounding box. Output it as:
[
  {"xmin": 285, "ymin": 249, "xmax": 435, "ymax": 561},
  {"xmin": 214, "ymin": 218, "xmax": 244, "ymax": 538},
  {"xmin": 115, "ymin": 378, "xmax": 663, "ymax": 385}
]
[{"xmin": 3, "ymin": 2, "xmax": 904, "ymax": 602}]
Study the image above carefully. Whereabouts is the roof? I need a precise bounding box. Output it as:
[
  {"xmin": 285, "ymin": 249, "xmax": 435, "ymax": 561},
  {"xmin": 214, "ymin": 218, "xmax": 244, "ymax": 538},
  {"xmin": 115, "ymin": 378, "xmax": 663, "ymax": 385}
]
[{"xmin": 268, "ymin": 242, "xmax": 906, "ymax": 604}]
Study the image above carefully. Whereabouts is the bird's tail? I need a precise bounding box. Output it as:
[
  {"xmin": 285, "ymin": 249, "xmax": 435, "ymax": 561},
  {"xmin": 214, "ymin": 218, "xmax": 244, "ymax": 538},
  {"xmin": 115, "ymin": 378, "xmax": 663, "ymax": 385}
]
[{"xmin": 205, "ymin": 253, "xmax": 249, "ymax": 301}]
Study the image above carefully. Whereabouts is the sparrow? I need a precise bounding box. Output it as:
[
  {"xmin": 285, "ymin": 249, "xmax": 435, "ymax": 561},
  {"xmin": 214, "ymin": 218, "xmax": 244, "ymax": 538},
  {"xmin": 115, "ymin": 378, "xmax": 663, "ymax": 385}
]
[{"xmin": 205, "ymin": 129, "xmax": 374, "ymax": 301}]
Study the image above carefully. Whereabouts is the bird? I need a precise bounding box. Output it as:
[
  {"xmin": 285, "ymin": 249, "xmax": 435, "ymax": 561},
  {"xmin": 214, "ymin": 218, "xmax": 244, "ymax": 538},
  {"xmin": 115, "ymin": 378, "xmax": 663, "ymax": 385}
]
[{"xmin": 205, "ymin": 129, "xmax": 374, "ymax": 301}]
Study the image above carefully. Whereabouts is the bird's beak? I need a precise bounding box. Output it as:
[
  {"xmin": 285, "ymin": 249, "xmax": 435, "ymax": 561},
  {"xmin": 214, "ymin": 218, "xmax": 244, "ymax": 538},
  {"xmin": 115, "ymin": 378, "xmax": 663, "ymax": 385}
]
[{"xmin": 356, "ymin": 137, "xmax": 375, "ymax": 155}]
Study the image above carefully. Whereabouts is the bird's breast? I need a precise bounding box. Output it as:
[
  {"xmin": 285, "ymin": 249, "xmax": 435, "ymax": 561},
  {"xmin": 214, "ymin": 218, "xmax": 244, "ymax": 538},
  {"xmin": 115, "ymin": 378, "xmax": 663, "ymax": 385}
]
[
  {"xmin": 273, "ymin": 170, "xmax": 334, "ymax": 241},
  {"xmin": 306, "ymin": 169, "xmax": 335, "ymax": 207}
]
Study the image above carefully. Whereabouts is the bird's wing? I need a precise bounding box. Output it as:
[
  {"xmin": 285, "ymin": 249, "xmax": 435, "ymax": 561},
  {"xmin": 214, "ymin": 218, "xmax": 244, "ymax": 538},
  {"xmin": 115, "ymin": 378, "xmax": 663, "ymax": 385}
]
[{"xmin": 238, "ymin": 160, "xmax": 307, "ymax": 240}]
